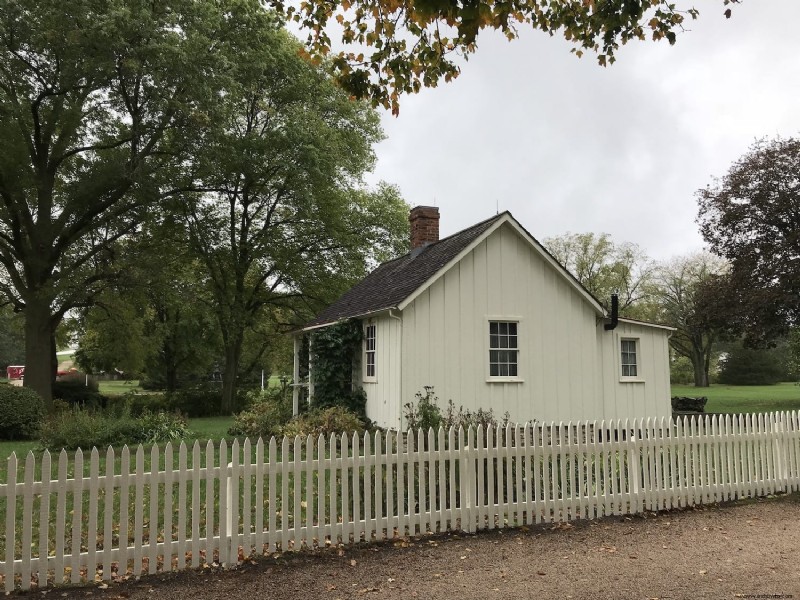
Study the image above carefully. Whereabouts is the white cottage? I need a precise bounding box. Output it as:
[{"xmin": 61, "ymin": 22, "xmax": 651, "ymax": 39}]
[{"xmin": 295, "ymin": 207, "xmax": 673, "ymax": 429}]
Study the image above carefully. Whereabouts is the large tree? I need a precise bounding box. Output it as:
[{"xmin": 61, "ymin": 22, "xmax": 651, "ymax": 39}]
[
  {"xmin": 543, "ymin": 232, "xmax": 654, "ymax": 314},
  {"xmin": 0, "ymin": 0, "xmax": 243, "ymax": 405},
  {"xmin": 181, "ymin": 26, "xmax": 409, "ymax": 413},
  {"xmin": 697, "ymin": 137, "xmax": 800, "ymax": 345},
  {"xmin": 650, "ymin": 252, "xmax": 728, "ymax": 387}
]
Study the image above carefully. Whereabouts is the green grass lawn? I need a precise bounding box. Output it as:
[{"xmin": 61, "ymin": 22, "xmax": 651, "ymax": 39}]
[
  {"xmin": 97, "ymin": 379, "xmax": 141, "ymax": 396},
  {"xmin": 671, "ymin": 382, "xmax": 800, "ymax": 414}
]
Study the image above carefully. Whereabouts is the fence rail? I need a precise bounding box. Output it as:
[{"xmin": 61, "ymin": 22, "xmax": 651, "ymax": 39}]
[{"xmin": 2, "ymin": 412, "xmax": 800, "ymax": 591}]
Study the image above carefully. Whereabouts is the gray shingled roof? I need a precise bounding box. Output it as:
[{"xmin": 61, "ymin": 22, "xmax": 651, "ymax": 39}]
[{"xmin": 304, "ymin": 212, "xmax": 505, "ymax": 329}]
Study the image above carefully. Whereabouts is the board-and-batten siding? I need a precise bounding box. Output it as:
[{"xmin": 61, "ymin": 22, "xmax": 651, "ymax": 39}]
[
  {"xmin": 395, "ymin": 223, "xmax": 671, "ymax": 429},
  {"xmin": 360, "ymin": 314, "xmax": 403, "ymax": 428},
  {"xmin": 597, "ymin": 320, "xmax": 672, "ymax": 420}
]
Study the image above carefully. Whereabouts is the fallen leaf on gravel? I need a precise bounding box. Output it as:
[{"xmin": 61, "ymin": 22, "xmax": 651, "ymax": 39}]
[
  {"xmin": 327, "ymin": 585, "xmax": 336, "ymax": 591},
  {"xmin": 349, "ymin": 560, "xmax": 357, "ymax": 567}
]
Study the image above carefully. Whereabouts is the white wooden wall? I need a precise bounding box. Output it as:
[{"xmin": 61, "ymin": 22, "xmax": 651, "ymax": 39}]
[
  {"xmin": 2, "ymin": 412, "xmax": 799, "ymax": 592},
  {"xmin": 360, "ymin": 315, "xmax": 403, "ymax": 428},
  {"xmin": 398, "ymin": 223, "xmax": 671, "ymax": 429}
]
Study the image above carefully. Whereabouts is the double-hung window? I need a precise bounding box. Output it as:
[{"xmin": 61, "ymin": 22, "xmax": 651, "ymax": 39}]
[
  {"xmin": 489, "ymin": 321, "xmax": 518, "ymax": 377},
  {"xmin": 620, "ymin": 338, "xmax": 638, "ymax": 378},
  {"xmin": 364, "ymin": 323, "xmax": 376, "ymax": 381}
]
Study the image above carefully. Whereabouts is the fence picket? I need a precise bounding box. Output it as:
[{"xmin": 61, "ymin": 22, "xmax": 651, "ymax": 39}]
[
  {"xmin": 86, "ymin": 448, "xmax": 99, "ymax": 582},
  {"xmin": 268, "ymin": 437, "xmax": 277, "ymax": 553},
  {"xmin": 177, "ymin": 443, "xmax": 187, "ymax": 571},
  {"xmin": 20, "ymin": 452, "xmax": 34, "ymax": 590},
  {"xmin": 164, "ymin": 442, "xmax": 174, "ymax": 572},
  {"xmin": 4, "ymin": 453, "xmax": 17, "ymax": 593},
  {"xmin": 148, "ymin": 444, "xmax": 159, "ymax": 574},
  {"xmin": 38, "ymin": 450, "xmax": 52, "ymax": 588},
  {"xmin": 102, "ymin": 447, "xmax": 114, "ymax": 581}
]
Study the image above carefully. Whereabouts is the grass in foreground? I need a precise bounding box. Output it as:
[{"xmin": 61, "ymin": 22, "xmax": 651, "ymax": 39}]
[{"xmin": 671, "ymin": 382, "xmax": 800, "ymax": 414}]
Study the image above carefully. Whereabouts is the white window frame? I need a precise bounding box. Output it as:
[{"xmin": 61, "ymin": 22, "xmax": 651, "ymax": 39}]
[
  {"xmin": 486, "ymin": 317, "xmax": 523, "ymax": 383},
  {"xmin": 363, "ymin": 321, "xmax": 377, "ymax": 382},
  {"xmin": 619, "ymin": 337, "xmax": 644, "ymax": 382}
]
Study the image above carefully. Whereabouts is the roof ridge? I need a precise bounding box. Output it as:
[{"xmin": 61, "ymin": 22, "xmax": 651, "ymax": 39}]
[{"xmin": 388, "ymin": 211, "xmax": 506, "ymax": 264}]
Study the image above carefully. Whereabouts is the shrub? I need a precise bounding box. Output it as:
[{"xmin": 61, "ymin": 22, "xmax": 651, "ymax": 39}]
[
  {"xmin": 39, "ymin": 404, "xmax": 194, "ymax": 451},
  {"xmin": 671, "ymin": 396, "xmax": 707, "ymax": 413},
  {"xmin": 137, "ymin": 410, "xmax": 193, "ymax": 445},
  {"xmin": 228, "ymin": 388, "xmax": 293, "ymax": 439},
  {"xmin": 0, "ymin": 385, "xmax": 44, "ymax": 440},
  {"xmin": 112, "ymin": 391, "xmax": 171, "ymax": 416},
  {"xmin": 404, "ymin": 386, "xmax": 444, "ymax": 431},
  {"xmin": 53, "ymin": 379, "xmax": 107, "ymax": 408},
  {"xmin": 281, "ymin": 406, "xmax": 366, "ymax": 439},
  {"xmin": 404, "ymin": 386, "xmax": 511, "ymax": 433},
  {"xmin": 167, "ymin": 386, "xmax": 222, "ymax": 417},
  {"xmin": 40, "ymin": 405, "xmax": 141, "ymax": 450}
]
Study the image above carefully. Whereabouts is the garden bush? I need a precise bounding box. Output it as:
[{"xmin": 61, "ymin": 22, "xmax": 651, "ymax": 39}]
[
  {"xmin": 111, "ymin": 391, "xmax": 171, "ymax": 416},
  {"xmin": 404, "ymin": 386, "xmax": 511, "ymax": 433},
  {"xmin": 39, "ymin": 403, "xmax": 194, "ymax": 451},
  {"xmin": 671, "ymin": 396, "xmax": 707, "ymax": 413},
  {"xmin": 137, "ymin": 410, "xmax": 193, "ymax": 445},
  {"xmin": 53, "ymin": 378, "xmax": 107, "ymax": 408},
  {"xmin": 281, "ymin": 406, "xmax": 366, "ymax": 439},
  {"xmin": 228, "ymin": 388, "xmax": 293, "ymax": 439},
  {"xmin": 0, "ymin": 385, "xmax": 44, "ymax": 440},
  {"xmin": 166, "ymin": 386, "xmax": 222, "ymax": 417}
]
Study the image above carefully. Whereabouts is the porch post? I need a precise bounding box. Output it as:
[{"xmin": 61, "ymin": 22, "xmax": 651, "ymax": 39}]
[
  {"xmin": 308, "ymin": 335, "xmax": 314, "ymax": 401},
  {"xmin": 292, "ymin": 335, "xmax": 300, "ymax": 416}
]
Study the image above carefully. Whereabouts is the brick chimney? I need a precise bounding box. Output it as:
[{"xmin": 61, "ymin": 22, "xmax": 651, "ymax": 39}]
[{"xmin": 409, "ymin": 206, "xmax": 439, "ymax": 250}]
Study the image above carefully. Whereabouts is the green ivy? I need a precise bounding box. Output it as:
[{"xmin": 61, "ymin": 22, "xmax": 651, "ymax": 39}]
[{"xmin": 310, "ymin": 319, "xmax": 367, "ymax": 418}]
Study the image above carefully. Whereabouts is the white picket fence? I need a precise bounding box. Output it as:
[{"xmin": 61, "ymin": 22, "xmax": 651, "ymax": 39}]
[{"xmin": 2, "ymin": 412, "xmax": 800, "ymax": 592}]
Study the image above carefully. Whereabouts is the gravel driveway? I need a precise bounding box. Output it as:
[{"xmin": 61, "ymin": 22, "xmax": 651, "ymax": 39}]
[{"xmin": 45, "ymin": 494, "xmax": 800, "ymax": 600}]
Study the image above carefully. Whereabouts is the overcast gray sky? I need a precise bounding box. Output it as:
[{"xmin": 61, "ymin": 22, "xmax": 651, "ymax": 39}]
[{"xmin": 364, "ymin": 2, "xmax": 800, "ymax": 261}]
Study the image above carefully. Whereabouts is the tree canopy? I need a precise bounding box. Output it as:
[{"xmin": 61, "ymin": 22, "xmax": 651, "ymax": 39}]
[
  {"xmin": 697, "ymin": 137, "xmax": 800, "ymax": 345},
  {"xmin": 650, "ymin": 251, "xmax": 728, "ymax": 387},
  {"xmin": 542, "ymin": 231, "xmax": 654, "ymax": 314},
  {"xmin": 283, "ymin": 0, "xmax": 710, "ymax": 113},
  {"xmin": 179, "ymin": 26, "xmax": 409, "ymax": 412}
]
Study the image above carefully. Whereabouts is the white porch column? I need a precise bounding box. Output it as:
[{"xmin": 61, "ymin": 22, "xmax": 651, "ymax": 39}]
[
  {"xmin": 308, "ymin": 335, "xmax": 314, "ymax": 401},
  {"xmin": 292, "ymin": 335, "xmax": 300, "ymax": 416}
]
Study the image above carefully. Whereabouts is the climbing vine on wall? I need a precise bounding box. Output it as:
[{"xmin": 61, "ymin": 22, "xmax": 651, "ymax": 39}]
[{"xmin": 310, "ymin": 319, "xmax": 367, "ymax": 417}]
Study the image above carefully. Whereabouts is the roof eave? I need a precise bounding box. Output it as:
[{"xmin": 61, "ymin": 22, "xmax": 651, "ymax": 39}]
[{"xmin": 297, "ymin": 306, "xmax": 399, "ymax": 333}]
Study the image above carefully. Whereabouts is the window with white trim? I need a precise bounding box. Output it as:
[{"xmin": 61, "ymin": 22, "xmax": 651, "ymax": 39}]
[
  {"xmin": 364, "ymin": 323, "xmax": 376, "ymax": 380},
  {"xmin": 620, "ymin": 338, "xmax": 638, "ymax": 378},
  {"xmin": 489, "ymin": 321, "xmax": 518, "ymax": 377}
]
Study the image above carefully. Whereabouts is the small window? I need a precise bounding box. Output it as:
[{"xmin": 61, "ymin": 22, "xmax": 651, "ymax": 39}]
[
  {"xmin": 621, "ymin": 339, "xmax": 638, "ymax": 378},
  {"xmin": 489, "ymin": 321, "xmax": 518, "ymax": 377},
  {"xmin": 364, "ymin": 323, "xmax": 376, "ymax": 380}
]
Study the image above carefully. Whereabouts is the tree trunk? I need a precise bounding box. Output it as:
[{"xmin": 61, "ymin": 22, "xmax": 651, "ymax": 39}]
[
  {"xmin": 23, "ymin": 297, "xmax": 55, "ymax": 407},
  {"xmin": 220, "ymin": 339, "xmax": 242, "ymax": 414},
  {"xmin": 691, "ymin": 348, "xmax": 710, "ymax": 387}
]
